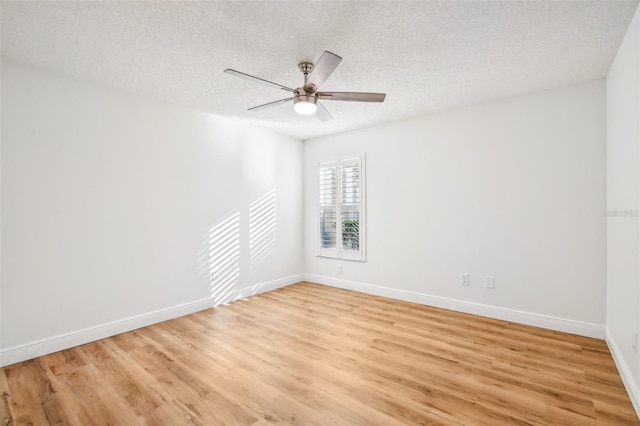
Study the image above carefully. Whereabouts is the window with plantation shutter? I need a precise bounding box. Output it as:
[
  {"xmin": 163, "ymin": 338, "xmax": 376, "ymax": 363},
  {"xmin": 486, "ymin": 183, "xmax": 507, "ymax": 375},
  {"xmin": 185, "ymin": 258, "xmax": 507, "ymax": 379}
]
[{"xmin": 318, "ymin": 156, "xmax": 365, "ymax": 261}]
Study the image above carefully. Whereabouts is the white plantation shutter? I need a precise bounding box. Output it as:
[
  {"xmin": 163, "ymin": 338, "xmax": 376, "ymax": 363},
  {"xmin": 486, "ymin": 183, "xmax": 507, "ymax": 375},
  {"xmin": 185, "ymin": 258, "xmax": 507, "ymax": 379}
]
[
  {"xmin": 318, "ymin": 156, "xmax": 365, "ymax": 261},
  {"xmin": 318, "ymin": 162, "xmax": 338, "ymax": 257}
]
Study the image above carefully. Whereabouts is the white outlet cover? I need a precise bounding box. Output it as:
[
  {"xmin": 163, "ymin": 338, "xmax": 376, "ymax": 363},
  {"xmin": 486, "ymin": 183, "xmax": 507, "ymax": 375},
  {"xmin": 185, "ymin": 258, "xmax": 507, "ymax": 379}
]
[
  {"xmin": 460, "ymin": 273, "xmax": 470, "ymax": 286},
  {"xmin": 485, "ymin": 276, "xmax": 495, "ymax": 289}
]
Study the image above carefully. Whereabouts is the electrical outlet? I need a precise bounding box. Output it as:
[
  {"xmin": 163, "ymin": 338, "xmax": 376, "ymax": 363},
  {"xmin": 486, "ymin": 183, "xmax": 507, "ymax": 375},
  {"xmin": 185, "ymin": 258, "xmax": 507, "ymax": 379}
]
[
  {"xmin": 633, "ymin": 331, "xmax": 638, "ymax": 352},
  {"xmin": 485, "ymin": 276, "xmax": 495, "ymax": 289},
  {"xmin": 337, "ymin": 263, "xmax": 343, "ymax": 274},
  {"xmin": 460, "ymin": 273, "xmax": 470, "ymax": 286}
]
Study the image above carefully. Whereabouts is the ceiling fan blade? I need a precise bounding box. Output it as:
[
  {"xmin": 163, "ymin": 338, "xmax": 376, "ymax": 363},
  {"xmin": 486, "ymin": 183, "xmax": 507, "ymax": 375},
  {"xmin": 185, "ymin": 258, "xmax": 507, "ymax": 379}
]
[
  {"xmin": 224, "ymin": 69, "xmax": 295, "ymax": 92},
  {"xmin": 304, "ymin": 51, "xmax": 342, "ymax": 93},
  {"xmin": 248, "ymin": 97, "xmax": 295, "ymax": 111},
  {"xmin": 315, "ymin": 101, "xmax": 333, "ymax": 122},
  {"xmin": 317, "ymin": 92, "xmax": 386, "ymax": 102}
]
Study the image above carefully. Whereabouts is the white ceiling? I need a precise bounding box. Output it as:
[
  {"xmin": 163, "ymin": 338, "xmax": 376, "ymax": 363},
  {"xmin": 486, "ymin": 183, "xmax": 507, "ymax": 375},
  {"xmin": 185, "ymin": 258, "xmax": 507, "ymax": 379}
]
[{"xmin": 1, "ymin": 1, "xmax": 638, "ymax": 140}]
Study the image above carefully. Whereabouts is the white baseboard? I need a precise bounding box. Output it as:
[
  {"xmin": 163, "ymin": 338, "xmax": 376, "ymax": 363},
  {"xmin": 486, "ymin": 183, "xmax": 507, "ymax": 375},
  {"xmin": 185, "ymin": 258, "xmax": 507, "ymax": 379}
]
[
  {"xmin": 1, "ymin": 272, "xmax": 604, "ymax": 367},
  {"xmin": 605, "ymin": 327, "xmax": 640, "ymax": 419},
  {"xmin": 303, "ymin": 274, "xmax": 604, "ymax": 339},
  {"xmin": 0, "ymin": 274, "xmax": 302, "ymax": 367}
]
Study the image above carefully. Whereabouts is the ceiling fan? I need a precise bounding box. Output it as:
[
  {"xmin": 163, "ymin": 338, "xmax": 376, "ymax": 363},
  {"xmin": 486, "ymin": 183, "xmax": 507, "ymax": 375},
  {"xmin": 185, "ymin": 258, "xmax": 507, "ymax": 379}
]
[{"xmin": 224, "ymin": 51, "xmax": 386, "ymax": 121}]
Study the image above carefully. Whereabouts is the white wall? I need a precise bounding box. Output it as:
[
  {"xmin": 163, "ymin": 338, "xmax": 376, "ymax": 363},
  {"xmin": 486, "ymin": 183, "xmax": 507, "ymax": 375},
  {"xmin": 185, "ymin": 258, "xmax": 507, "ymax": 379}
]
[
  {"xmin": 606, "ymin": 4, "xmax": 640, "ymax": 414},
  {"xmin": 0, "ymin": 61, "xmax": 303, "ymax": 365},
  {"xmin": 304, "ymin": 80, "xmax": 606, "ymax": 336}
]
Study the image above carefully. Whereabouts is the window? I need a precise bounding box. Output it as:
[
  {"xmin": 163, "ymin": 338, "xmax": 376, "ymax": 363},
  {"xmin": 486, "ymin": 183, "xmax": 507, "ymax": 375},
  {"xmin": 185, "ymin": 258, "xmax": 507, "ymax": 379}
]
[{"xmin": 318, "ymin": 156, "xmax": 365, "ymax": 261}]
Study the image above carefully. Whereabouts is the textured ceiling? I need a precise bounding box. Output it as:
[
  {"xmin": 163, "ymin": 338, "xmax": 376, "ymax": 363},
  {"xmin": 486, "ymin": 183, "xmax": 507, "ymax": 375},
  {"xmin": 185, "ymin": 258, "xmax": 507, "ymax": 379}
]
[{"xmin": 1, "ymin": 1, "xmax": 638, "ymax": 140}]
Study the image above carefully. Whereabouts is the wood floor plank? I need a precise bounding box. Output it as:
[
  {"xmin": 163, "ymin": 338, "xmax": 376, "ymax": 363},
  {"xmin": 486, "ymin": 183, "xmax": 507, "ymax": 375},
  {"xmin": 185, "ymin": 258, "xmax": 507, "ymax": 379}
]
[
  {"xmin": 0, "ymin": 368, "xmax": 13, "ymax": 426},
  {"xmin": 2, "ymin": 282, "xmax": 638, "ymax": 425}
]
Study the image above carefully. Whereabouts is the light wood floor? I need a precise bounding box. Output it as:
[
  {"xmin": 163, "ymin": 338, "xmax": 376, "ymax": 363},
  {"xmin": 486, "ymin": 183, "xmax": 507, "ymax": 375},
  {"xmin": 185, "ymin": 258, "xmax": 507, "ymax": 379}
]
[{"xmin": 1, "ymin": 282, "xmax": 638, "ymax": 425}]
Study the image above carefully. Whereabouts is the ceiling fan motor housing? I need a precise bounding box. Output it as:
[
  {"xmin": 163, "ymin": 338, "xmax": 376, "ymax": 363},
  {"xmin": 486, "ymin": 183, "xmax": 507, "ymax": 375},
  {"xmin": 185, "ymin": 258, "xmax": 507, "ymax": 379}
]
[{"xmin": 295, "ymin": 93, "xmax": 316, "ymax": 104}]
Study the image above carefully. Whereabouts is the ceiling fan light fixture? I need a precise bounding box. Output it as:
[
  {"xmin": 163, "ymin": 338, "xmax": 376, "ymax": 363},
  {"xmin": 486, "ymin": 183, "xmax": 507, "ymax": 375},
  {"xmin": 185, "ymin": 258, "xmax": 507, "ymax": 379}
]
[{"xmin": 294, "ymin": 95, "xmax": 317, "ymax": 115}]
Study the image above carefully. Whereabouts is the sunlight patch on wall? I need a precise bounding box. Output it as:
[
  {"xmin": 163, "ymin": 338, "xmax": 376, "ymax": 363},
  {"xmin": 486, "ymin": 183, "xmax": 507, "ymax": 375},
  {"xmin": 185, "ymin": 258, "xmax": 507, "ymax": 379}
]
[
  {"xmin": 249, "ymin": 190, "xmax": 277, "ymax": 272},
  {"xmin": 208, "ymin": 211, "xmax": 240, "ymax": 305}
]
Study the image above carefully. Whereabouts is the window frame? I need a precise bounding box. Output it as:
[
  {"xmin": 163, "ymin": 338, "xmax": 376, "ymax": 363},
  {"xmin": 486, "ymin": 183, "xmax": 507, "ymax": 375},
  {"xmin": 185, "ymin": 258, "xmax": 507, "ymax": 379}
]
[{"xmin": 317, "ymin": 155, "xmax": 366, "ymax": 262}]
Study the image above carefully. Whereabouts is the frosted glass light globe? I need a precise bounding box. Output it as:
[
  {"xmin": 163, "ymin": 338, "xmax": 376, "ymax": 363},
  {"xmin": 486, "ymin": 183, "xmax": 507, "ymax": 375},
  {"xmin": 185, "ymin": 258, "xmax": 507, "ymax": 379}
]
[{"xmin": 294, "ymin": 95, "xmax": 317, "ymax": 115}]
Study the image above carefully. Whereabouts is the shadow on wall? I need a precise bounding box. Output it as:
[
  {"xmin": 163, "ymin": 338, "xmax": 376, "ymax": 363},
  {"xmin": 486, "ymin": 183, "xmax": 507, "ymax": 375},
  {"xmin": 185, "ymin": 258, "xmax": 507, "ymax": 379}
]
[
  {"xmin": 201, "ymin": 190, "xmax": 277, "ymax": 306},
  {"xmin": 207, "ymin": 210, "xmax": 241, "ymax": 305}
]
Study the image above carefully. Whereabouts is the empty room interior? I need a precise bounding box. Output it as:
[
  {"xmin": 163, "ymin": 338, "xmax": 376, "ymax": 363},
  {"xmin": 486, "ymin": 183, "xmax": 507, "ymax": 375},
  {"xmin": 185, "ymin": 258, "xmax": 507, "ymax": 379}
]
[{"xmin": 2, "ymin": 1, "xmax": 640, "ymax": 424}]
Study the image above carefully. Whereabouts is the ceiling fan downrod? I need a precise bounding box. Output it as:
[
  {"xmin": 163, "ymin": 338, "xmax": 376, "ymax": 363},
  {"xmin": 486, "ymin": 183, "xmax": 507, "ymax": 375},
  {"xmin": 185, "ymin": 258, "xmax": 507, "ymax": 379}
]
[{"xmin": 298, "ymin": 62, "xmax": 314, "ymax": 83}]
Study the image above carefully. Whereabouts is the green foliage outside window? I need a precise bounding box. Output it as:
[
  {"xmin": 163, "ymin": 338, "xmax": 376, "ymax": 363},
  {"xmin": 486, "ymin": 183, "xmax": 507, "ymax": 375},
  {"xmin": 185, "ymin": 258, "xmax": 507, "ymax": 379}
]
[{"xmin": 341, "ymin": 219, "xmax": 359, "ymax": 250}]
